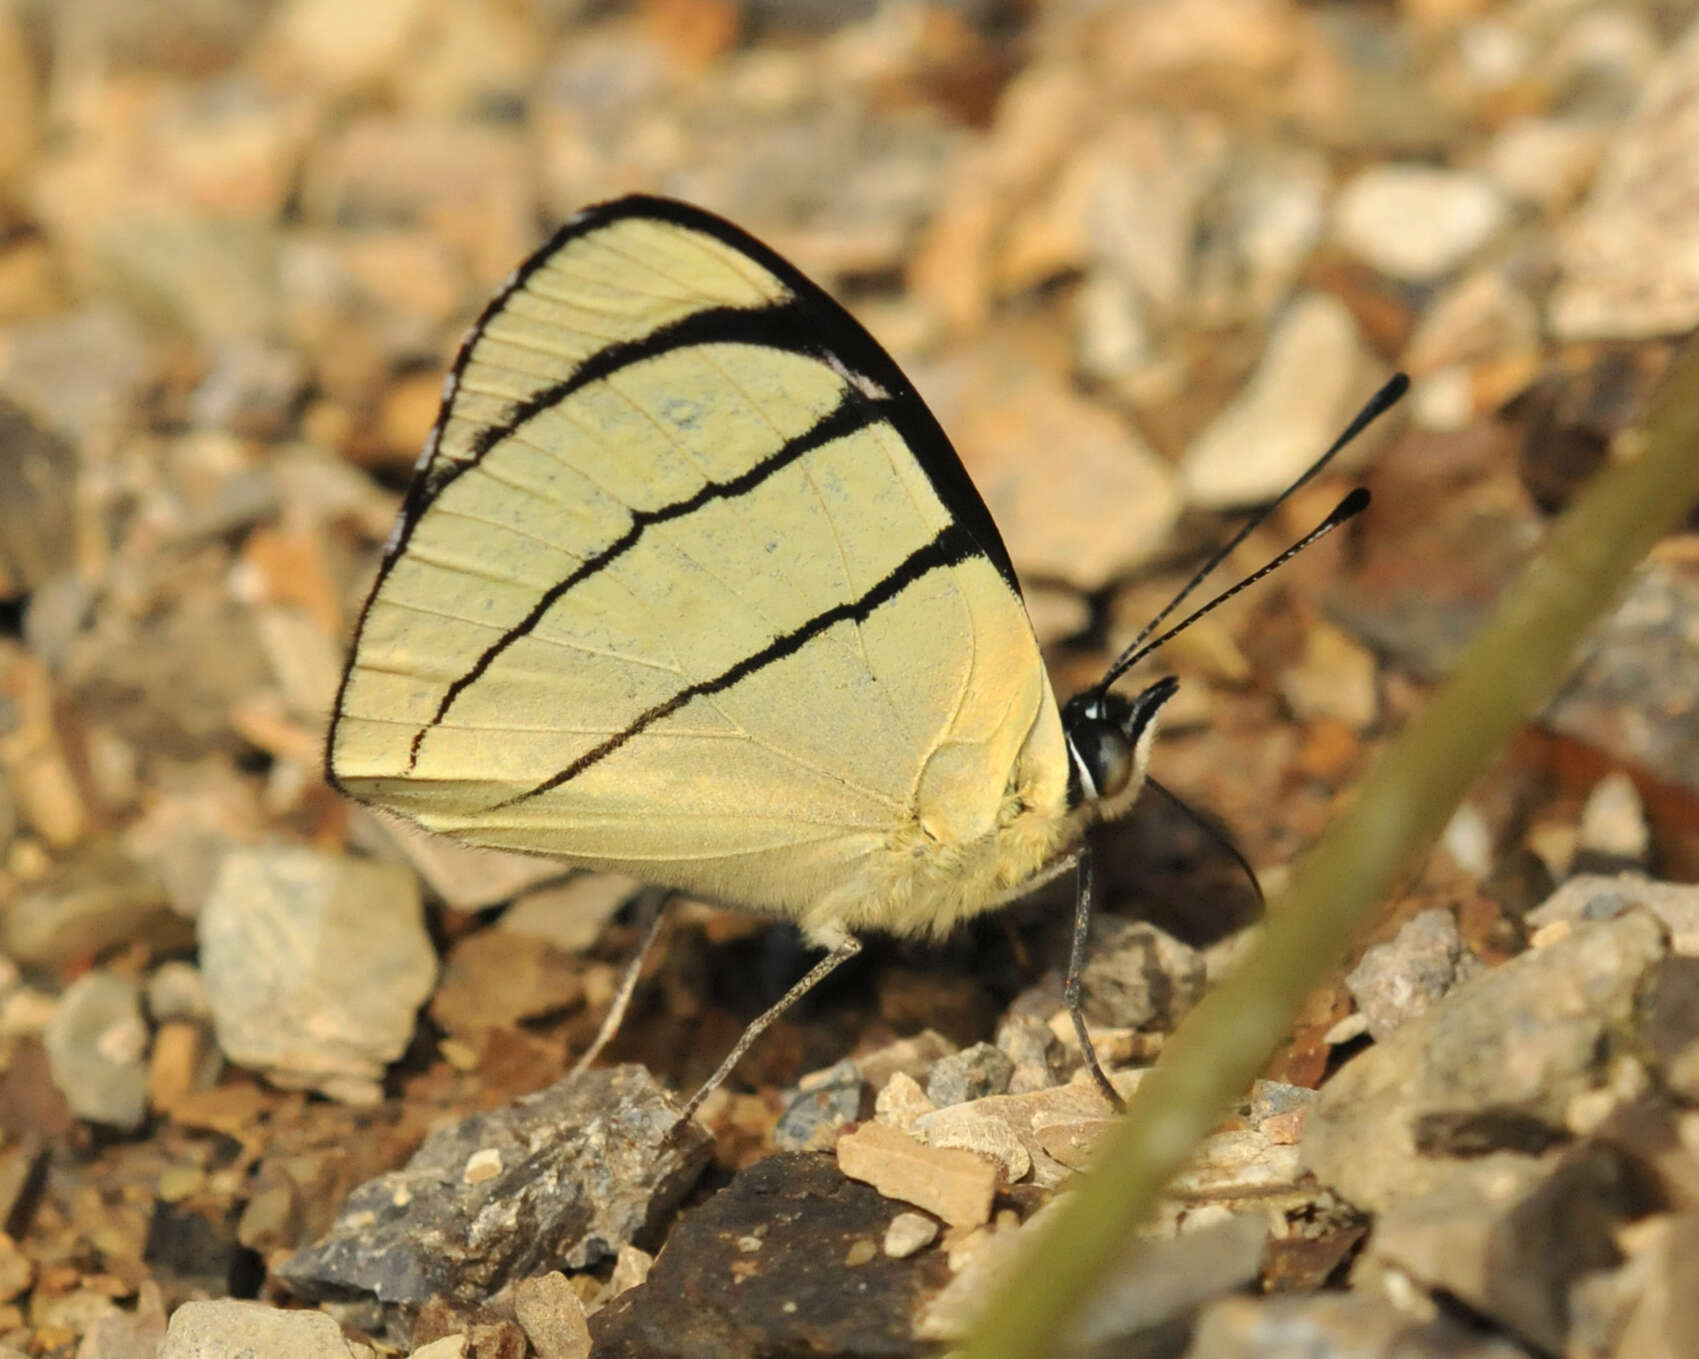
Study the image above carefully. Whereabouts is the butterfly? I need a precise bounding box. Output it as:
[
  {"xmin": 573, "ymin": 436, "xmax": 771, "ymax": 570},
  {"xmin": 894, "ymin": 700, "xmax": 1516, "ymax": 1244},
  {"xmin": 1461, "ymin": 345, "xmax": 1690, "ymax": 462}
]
[{"xmin": 327, "ymin": 194, "xmax": 1402, "ymax": 1115}]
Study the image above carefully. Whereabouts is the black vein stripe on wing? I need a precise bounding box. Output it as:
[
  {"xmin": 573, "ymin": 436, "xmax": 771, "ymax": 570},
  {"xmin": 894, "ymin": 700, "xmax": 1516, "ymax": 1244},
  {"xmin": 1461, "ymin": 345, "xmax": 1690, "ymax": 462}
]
[
  {"xmin": 495, "ymin": 520, "xmax": 980, "ymax": 810},
  {"xmin": 405, "ymin": 388, "xmax": 891, "ymax": 771}
]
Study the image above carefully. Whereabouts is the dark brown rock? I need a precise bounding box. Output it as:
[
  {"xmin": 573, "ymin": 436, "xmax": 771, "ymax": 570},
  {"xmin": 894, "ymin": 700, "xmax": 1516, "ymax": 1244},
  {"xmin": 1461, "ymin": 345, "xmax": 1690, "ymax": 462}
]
[{"xmin": 590, "ymin": 1153, "xmax": 950, "ymax": 1358}]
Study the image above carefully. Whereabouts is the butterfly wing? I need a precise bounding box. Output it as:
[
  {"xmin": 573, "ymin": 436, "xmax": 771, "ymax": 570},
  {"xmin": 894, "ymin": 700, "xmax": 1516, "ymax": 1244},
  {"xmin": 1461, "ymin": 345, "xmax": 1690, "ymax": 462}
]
[{"xmin": 328, "ymin": 197, "xmax": 1072, "ymax": 929}]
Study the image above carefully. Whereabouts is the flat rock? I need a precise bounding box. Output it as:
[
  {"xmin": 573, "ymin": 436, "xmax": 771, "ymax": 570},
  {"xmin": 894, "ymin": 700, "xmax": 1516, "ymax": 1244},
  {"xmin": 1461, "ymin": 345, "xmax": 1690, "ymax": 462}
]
[
  {"xmin": 278, "ymin": 1066, "xmax": 710, "ymax": 1312},
  {"xmin": 1611, "ymin": 1213, "xmax": 1699, "ymax": 1358},
  {"xmin": 1526, "ymin": 875, "xmax": 1699, "ymax": 953},
  {"xmin": 1303, "ymin": 910, "xmax": 1667, "ymax": 1212},
  {"xmin": 498, "ymin": 874, "xmax": 639, "ymax": 954},
  {"xmin": 1333, "ymin": 163, "xmax": 1509, "ymax": 284},
  {"xmin": 909, "ymin": 332, "xmax": 1180, "ymax": 589},
  {"xmin": 836, "ymin": 1122, "xmax": 998, "ymax": 1228},
  {"xmin": 1188, "ymin": 1292, "xmax": 1538, "ymax": 1358},
  {"xmin": 1550, "ymin": 19, "xmax": 1699, "ymax": 339},
  {"xmin": 1180, "ymin": 292, "xmax": 1382, "ymax": 508},
  {"xmin": 3, "ymin": 844, "xmax": 185, "ymax": 969},
  {"xmin": 590, "ymin": 1153, "xmax": 950, "ymax": 1359},
  {"xmin": 350, "ymin": 807, "xmax": 568, "ymax": 911},
  {"xmin": 1361, "ymin": 1145, "xmax": 1643, "ymax": 1355},
  {"xmin": 43, "ymin": 969, "xmax": 150, "ymax": 1130},
  {"xmin": 429, "ymin": 928, "xmax": 582, "ymax": 1034},
  {"xmin": 0, "ymin": 304, "xmax": 150, "ymax": 447},
  {"xmin": 199, "ymin": 846, "xmax": 436, "ymax": 1103},
  {"xmin": 920, "ymin": 1205, "xmax": 1266, "ymax": 1345},
  {"xmin": 158, "ymin": 1299, "xmax": 375, "ymax": 1359}
]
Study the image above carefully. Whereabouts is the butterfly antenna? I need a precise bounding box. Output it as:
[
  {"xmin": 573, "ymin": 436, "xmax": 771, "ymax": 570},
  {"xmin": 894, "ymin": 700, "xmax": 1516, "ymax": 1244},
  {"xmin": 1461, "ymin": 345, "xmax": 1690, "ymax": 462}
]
[
  {"xmin": 1102, "ymin": 486, "xmax": 1372, "ymax": 686},
  {"xmin": 1094, "ymin": 372, "xmax": 1408, "ymax": 695}
]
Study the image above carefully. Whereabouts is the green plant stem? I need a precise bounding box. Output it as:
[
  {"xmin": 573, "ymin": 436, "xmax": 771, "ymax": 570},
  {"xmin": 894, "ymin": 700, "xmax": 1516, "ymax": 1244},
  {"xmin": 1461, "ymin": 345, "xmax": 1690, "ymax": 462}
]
[{"xmin": 959, "ymin": 339, "xmax": 1699, "ymax": 1359}]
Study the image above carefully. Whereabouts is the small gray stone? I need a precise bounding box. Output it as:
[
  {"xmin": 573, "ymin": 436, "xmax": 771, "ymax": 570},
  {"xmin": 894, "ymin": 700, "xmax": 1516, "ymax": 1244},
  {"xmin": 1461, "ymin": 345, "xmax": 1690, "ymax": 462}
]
[
  {"xmin": 278, "ymin": 1066, "xmax": 710, "ymax": 1313},
  {"xmin": 146, "ymin": 961, "xmax": 211, "ymax": 1023},
  {"xmin": 199, "ymin": 846, "xmax": 436, "ymax": 1103},
  {"xmin": 1542, "ymin": 563, "xmax": 1699, "ymax": 798},
  {"xmin": 995, "ymin": 1014, "xmax": 1069, "ymax": 1094},
  {"xmin": 1345, "ymin": 909, "xmax": 1475, "ymax": 1041},
  {"xmin": 1637, "ymin": 957, "xmax": 1699, "ymax": 1101},
  {"xmin": 44, "ymin": 970, "xmax": 149, "ymax": 1130},
  {"xmin": 773, "ymin": 1059, "xmax": 863, "ymax": 1150},
  {"xmin": 159, "ymin": 1299, "xmax": 375, "ymax": 1359},
  {"xmin": 1078, "ymin": 915, "xmax": 1206, "ymax": 1032},
  {"xmin": 1246, "ymin": 1080, "xmax": 1315, "ymax": 1124},
  {"xmin": 1304, "ymin": 911, "xmax": 1667, "ymax": 1212},
  {"xmin": 924, "ymin": 1043, "xmax": 1014, "ymax": 1107}
]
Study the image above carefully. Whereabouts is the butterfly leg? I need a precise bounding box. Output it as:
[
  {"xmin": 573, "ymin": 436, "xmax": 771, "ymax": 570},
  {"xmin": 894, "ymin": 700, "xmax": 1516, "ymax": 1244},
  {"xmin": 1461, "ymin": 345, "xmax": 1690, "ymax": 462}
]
[
  {"xmin": 572, "ymin": 886, "xmax": 670, "ymax": 1076},
  {"xmin": 677, "ymin": 926, "xmax": 862, "ymax": 1125},
  {"xmin": 1066, "ymin": 837, "xmax": 1126, "ymax": 1113}
]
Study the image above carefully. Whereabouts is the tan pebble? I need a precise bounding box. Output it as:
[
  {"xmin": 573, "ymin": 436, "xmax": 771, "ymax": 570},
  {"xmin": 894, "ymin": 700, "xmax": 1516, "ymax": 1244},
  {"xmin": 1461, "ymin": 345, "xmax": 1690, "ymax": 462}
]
[
  {"xmin": 463, "ymin": 1148, "xmax": 502, "ymax": 1184},
  {"xmin": 843, "ymin": 1238, "xmax": 877, "ymax": 1267},
  {"xmin": 1259, "ymin": 1109, "xmax": 1306, "ymax": 1145},
  {"xmin": 438, "ymin": 1037, "xmax": 478, "ymax": 1071},
  {"xmin": 148, "ymin": 1020, "xmax": 214, "ymax": 1111},
  {"xmin": 408, "ymin": 1336, "xmax": 468, "ymax": 1359},
  {"xmin": 513, "ymin": 1270, "xmax": 591, "ymax": 1359},
  {"xmin": 0, "ymin": 1234, "xmax": 33, "ymax": 1305},
  {"xmin": 14, "ymin": 748, "xmax": 86, "ymax": 850},
  {"xmin": 1322, "ymin": 1012, "xmax": 1369, "ymax": 1046},
  {"xmin": 836, "ymin": 1121, "xmax": 997, "ymax": 1228},
  {"xmin": 602, "ymin": 1244, "xmax": 651, "ymax": 1306},
  {"xmin": 1614, "ymin": 1213, "xmax": 1673, "ymax": 1259},
  {"xmin": 874, "ymin": 1071, "xmax": 936, "ymax": 1131},
  {"xmin": 1529, "ymin": 919, "xmax": 1573, "ymax": 949},
  {"xmin": 882, "ymin": 1212, "xmax": 939, "ymax": 1259}
]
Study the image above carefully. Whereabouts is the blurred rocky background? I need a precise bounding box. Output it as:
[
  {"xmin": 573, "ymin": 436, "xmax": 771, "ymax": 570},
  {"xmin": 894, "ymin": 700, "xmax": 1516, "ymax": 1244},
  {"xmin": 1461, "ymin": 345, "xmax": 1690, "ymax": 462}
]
[{"xmin": 1, "ymin": 0, "xmax": 1698, "ymax": 1355}]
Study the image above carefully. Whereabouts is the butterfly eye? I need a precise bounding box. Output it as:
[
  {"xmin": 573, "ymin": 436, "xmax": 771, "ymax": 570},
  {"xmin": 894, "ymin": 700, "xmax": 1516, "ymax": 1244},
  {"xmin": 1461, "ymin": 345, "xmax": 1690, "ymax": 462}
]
[{"xmin": 1071, "ymin": 719, "xmax": 1133, "ymax": 800}]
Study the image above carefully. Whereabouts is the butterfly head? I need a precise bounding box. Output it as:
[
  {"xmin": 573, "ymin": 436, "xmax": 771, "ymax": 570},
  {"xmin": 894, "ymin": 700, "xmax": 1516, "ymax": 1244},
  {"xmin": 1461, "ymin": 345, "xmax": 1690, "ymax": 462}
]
[{"xmin": 1062, "ymin": 675, "xmax": 1178, "ymax": 820}]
